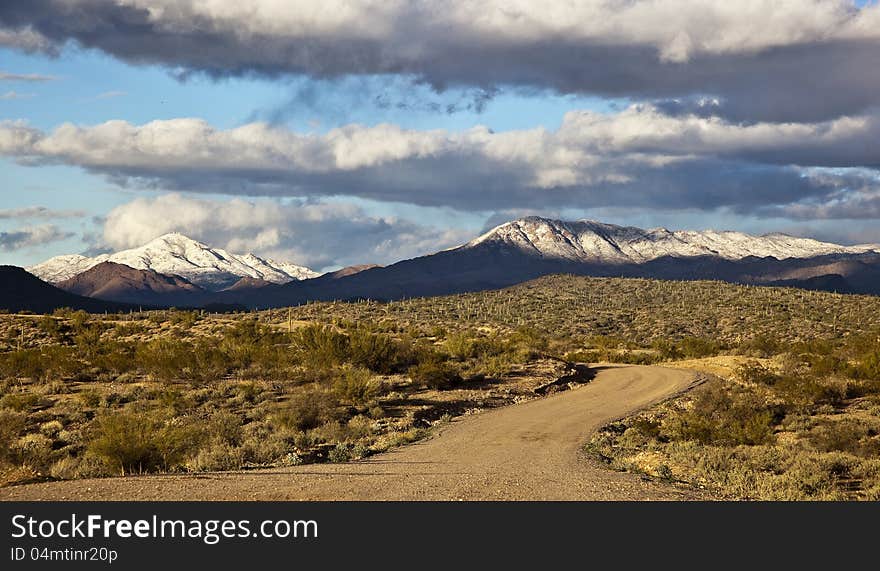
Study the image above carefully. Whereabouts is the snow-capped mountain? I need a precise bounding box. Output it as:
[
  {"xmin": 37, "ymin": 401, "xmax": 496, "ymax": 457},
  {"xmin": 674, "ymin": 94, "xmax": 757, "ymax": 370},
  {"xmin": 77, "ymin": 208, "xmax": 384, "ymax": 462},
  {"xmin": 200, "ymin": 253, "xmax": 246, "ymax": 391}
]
[
  {"xmin": 464, "ymin": 217, "xmax": 880, "ymax": 263},
  {"xmin": 26, "ymin": 254, "xmax": 98, "ymax": 284},
  {"xmin": 27, "ymin": 233, "xmax": 319, "ymax": 291}
]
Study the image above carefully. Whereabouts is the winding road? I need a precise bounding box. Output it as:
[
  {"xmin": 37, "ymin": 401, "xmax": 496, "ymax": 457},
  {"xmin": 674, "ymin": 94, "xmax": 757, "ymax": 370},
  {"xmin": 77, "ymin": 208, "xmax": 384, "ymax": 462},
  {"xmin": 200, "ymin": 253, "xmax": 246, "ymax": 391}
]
[{"xmin": 0, "ymin": 364, "xmax": 707, "ymax": 501}]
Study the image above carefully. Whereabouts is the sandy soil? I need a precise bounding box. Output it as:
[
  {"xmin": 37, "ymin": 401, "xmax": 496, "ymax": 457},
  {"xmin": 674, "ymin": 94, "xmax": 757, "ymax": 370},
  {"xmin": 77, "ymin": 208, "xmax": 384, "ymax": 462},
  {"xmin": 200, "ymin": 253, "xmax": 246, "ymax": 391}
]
[{"xmin": 0, "ymin": 364, "xmax": 709, "ymax": 501}]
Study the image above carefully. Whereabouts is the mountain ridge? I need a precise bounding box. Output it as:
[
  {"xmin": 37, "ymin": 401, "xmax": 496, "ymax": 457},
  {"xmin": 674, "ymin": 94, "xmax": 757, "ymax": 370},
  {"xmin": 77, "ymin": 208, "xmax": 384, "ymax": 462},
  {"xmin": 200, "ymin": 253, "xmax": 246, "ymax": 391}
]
[
  {"xmin": 0, "ymin": 266, "xmax": 137, "ymax": 313},
  {"xmin": 464, "ymin": 217, "xmax": 880, "ymax": 263},
  {"xmin": 56, "ymin": 261, "xmax": 207, "ymax": 306},
  {"xmin": 27, "ymin": 233, "xmax": 319, "ymax": 291},
  {"xmin": 17, "ymin": 217, "xmax": 880, "ymax": 311}
]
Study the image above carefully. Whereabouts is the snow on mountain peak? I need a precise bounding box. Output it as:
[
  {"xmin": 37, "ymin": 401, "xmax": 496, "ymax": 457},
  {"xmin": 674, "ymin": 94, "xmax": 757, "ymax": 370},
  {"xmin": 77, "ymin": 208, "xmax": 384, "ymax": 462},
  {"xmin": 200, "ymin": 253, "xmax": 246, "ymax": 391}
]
[
  {"xmin": 464, "ymin": 216, "xmax": 880, "ymax": 263},
  {"xmin": 27, "ymin": 234, "xmax": 319, "ymax": 290}
]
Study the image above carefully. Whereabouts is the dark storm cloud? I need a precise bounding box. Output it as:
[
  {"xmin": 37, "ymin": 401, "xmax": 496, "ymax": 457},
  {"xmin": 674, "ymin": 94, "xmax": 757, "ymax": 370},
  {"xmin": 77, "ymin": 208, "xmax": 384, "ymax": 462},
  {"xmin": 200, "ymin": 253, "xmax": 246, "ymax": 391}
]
[{"xmin": 2, "ymin": 1, "xmax": 880, "ymax": 122}]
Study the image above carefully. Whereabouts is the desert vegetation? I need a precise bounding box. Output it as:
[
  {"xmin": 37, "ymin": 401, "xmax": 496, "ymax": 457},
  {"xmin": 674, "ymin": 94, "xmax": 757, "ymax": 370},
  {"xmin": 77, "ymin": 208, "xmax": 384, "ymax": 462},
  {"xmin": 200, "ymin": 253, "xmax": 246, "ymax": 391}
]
[
  {"xmin": 587, "ymin": 334, "xmax": 880, "ymax": 500},
  {"xmin": 1, "ymin": 275, "xmax": 879, "ymax": 499},
  {"xmin": 0, "ymin": 302, "xmax": 562, "ymax": 486}
]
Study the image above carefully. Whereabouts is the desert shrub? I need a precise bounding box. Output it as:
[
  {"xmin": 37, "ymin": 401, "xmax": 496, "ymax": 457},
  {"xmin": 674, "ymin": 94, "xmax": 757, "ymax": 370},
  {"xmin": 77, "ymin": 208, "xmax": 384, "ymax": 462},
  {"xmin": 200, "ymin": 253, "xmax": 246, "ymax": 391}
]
[
  {"xmin": 91, "ymin": 341, "xmax": 136, "ymax": 376},
  {"xmin": 852, "ymin": 349, "xmax": 880, "ymax": 381},
  {"xmin": 739, "ymin": 334, "xmax": 781, "ymax": 357},
  {"xmin": 665, "ymin": 382, "xmax": 776, "ymax": 446},
  {"xmin": 292, "ymin": 324, "xmax": 349, "ymax": 368},
  {"xmin": 168, "ymin": 310, "xmax": 201, "ymax": 329},
  {"xmin": 807, "ymin": 421, "xmax": 880, "ymax": 457},
  {"xmin": 348, "ymin": 329, "xmax": 408, "ymax": 373},
  {"xmin": 510, "ymin": 326, "xmax": 548, "ymax": 355},
  {"xmin": 73, "ymin": 326, "xmax": 104, "ymax": 358},
  {"xmin": 652, "ymin": 339, "xmax": 682, "ymax": 360},
  {"xmin": 10, "ymin": 433, "xmax": 55, "ymax": 469},
  {"xmin": 273, "ymin": 388, "xmax": 341, "ymax": 431},
  {"xmin": 38, "ymin": 315, "xmax": 64, "ymax": 342},
  {"xmin": 218, "ymin": 318, "xmax": 291, "ymax": 375},
  {"xmin": 0, "ymin": 392, "xmax": 42, "ymax": 412},
  {"xmin": 68, "ymin": 310, "xmax": 90, "ymax": 331},
  {"xmin": 328, "ymin": 443, "xmax": 352, "ymax": 463},
  {"xmin": 207, "ymin": 411, "xmax": 244, "ymax": 446},
  {"xmin": 679, "ymin": 336, "xmax": 722, "ymax": 358},
  {"xmin": 136, "ymin": 339, "xmax": 227, "ymax": 383},
  {"xmin": 586, "ymin": 335, "xmax": 627, "ymax": 350},
  {"xmin": 0, "ymin": 346, "xmax": 80, "ymax": 382},
  {"xmin": 774, "ymin": 374, "xmax": 846, "ymax": 409},
  {"xmin": 564, "ymin": 350, "xmax": 603, "ymax": 363},
  {"xmin": 332, "ymin": 366, "xmax": 380, "ymax": 405},
  {"xmin": 87, "ymin": 411, "xmax": 205, "ymax": 475},
  {"xmin": 77, "ymin": 389, "xmax": 102, "ymax": 408},
  {"xmin": 0, "ymin": 410, "xmax": 26, "ymax": 459},
  {"xmin": 736, "ymin": 361, "xmax": 779, "ymax": 385},
  {"xmin": 39, "ymin": 420, "xmax": 63, "ymax": 437},
  {"xmin": 444, "ymin": 332, "xmax": 479, "ymax": 361},
  {"xmin": 631, "ymin": 417, "xmax": 663, "ymax": 440},
  {"xmin": 804, "ymin": 353, "xmax": 847, "ymax": 377},
  {"xmin": 191, "ymin": 443, "xmax": 246, "ymax": 472},
  {"xmin": 409, "ymin": 361, "xmax": 461, "ymax": 390}
]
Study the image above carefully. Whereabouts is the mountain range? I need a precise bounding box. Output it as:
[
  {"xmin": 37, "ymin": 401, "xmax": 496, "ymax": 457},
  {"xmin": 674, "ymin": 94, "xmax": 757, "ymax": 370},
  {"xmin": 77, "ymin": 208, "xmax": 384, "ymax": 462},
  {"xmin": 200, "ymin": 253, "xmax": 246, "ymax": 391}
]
[
  {"xmin": 27, "ymin": 232, "xmax": 318, "ymax": 290},
  {"xmin": 9, "ymin": 217, "xmax": 880, "ymax": 313},
  {"xmin": 0, "ymin": 266, "xmax": 136, "ymax": 314}
]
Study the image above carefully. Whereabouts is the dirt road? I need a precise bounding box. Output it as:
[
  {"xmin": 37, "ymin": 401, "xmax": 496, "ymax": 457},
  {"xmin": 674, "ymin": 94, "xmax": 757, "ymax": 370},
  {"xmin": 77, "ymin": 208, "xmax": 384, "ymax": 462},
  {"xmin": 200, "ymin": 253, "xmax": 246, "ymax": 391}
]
[{"xmin": 0, "ymin": 364, "xmax": 707, "ymax": 501}]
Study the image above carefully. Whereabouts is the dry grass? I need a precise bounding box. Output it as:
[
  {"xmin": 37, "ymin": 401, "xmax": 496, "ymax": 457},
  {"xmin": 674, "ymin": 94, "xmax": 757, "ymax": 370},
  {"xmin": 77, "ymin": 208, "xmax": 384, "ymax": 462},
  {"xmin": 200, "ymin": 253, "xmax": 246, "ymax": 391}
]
[{"xmin": 2, "ymin": 274, "xmax": 879, "ymax": 497}]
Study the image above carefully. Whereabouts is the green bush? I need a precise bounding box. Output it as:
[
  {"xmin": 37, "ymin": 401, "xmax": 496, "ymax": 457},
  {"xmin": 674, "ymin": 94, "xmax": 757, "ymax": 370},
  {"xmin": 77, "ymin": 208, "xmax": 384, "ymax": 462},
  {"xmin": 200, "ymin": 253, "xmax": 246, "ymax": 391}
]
[
  {"xmin": 136, "ymin": 339, "xmax": 227, "ymax": 383},
  {"xmin": 87, "ymin": 411, "xmax": 205, "ymax": 475},
  {"xmin": 739, "ymin": 334, "xmax": 781, "ymax": 358},
  {"xmin": 679, "ymin": 336, "xmax": 721, "ymax": 358},
  {"xmin": 409, "ymin": 361, "xmax": 461, "ymax": 390},
  {"xmin": 736, "ymin": 361, "xmax": 779, "ymax": 385},
  {"xmin": 665, "ymin": 382, "xmax": 776, "ymax": 446},
  {"xmin": 852, "ymin": 349, "xmax": 880, "ymax": 381},
  {"xmin": 0, "ymin": 410, "xmax": 26, "ymax": 460},
  {"xmin": 292, "ymin": 324, "xmax": 349, "ymax": 368},
  {"xmin": 332, "ymin": 366, "xmax": 380, "ymax": 405},
  {"xmin": 807, "ymin": 421, "xmax": 880, "ymax": 457},
  {"xmin": 0, "ymin": 392, "xmax": 42, "ymax": 412},
  {"xmin": 774, "ymin": 375, "xmax": 845, "ymax": 408},
  {"xmin": 0, "ymin": 346, "xmax": 80, "ymax": 381},
  {"xmin": 348, "ymin": 329, "xmax": 408, "ymax": 373},
  {"xmin": 273, "ymin": 388, "xmax": 341, "ymax": 431}
]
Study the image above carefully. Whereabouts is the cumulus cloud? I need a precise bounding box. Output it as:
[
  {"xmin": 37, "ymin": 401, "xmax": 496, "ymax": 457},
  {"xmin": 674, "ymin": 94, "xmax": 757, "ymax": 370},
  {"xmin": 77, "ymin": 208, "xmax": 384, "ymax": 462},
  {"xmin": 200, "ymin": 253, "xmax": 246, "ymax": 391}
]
[
  {"xmin": 0, "ymin": 206, "xmax": 86, "ymax": 219},
  {"xmin": 0, "ymin": 26, "xmax": 54, "ymax": 54},
  {"xmin": 757, "ymin": 169, "xmax": 880, "ymax": 220},
  {"xmin": 0, "ymin": 224, "xmax": 72, "ymax": 251},
  {"xmin": 2, "ymin": 106, "xmax": 880, "ymax": 215},
  {"xmin": 100, "ymin": 194, "xmax": 473, "ymax": 270},
  {"xmin": 1, "ymin": 1, "xmax": 879, "ymax": 121}
]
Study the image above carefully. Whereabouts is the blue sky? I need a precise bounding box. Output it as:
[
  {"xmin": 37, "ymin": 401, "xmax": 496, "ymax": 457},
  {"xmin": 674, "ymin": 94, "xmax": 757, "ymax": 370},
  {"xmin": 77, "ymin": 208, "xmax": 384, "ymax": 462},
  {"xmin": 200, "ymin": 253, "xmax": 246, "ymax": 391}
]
[
  {"xmin": 0, "ymin": 45, "xmax": 625, "ymax": 268},
  {"xmin": 2, "ymin": 2, "xmax": 880, "ymax": 271},
  {"xmin": 1, "ymin": 46, "xmax": 643, "ymax": 270}
]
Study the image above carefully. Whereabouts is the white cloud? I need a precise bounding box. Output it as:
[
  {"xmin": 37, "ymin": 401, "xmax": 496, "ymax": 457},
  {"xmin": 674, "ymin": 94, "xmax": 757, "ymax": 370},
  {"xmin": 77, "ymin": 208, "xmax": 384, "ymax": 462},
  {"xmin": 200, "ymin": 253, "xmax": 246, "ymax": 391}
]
[
  {"xmin": 101, "ymin": 194, "xmax": 473, "ymax": 270},
  {"xmin": 0, "ymin": 224, "xmax": 72, "ymax": 251},
  {"xmin": 0, "ymin": 27, "xmax": 55, "ymax": 54},
  {"xmin": 0, "ymin": 71, "xmax": 56, "ymax": 82},
  {"xmin": 1, "ymin": 107, "xmax": 878, "ymax": 215}
]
